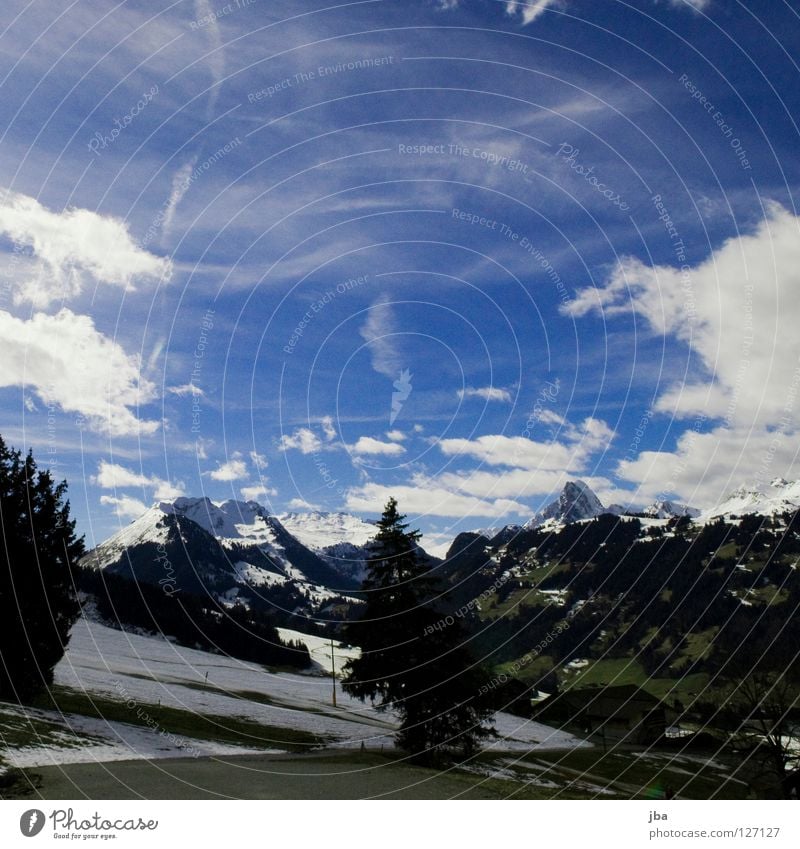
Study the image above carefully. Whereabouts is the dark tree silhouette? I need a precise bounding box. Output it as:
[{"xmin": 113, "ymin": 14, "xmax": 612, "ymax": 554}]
[
  {"xmin": 342, "ymin": 497, "xmax": 493, "ymax": 762},
  {"xmin": 0, "ymin": 436, "xmax": 84, "ymax": 701}
]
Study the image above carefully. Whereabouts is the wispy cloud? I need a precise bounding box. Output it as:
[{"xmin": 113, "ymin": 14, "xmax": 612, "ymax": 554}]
[
  {"xmin": 162, "ymin": 158, "xmax": 197, "ymax": 235},
  {"xmin": 505, "ymin": 0, "xmax": 563, "ymax": 26},
  {"xmin": 359, "ymin": 297, "xmax": 401, "ymax": 379},
  {"xmin": 458, "ymin": 386, "xmax": 513, "ymax": 403}
]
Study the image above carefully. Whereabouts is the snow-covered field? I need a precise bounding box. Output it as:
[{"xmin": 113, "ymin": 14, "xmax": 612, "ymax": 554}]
[{"xmin": 0, "ymin": 618, "xmax": 589, "ymax": 770}]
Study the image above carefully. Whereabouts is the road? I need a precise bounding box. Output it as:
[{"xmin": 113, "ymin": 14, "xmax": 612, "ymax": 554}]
[{"xmin": 20, "ymin": 751, "xmax": 532, "ymax": 800}]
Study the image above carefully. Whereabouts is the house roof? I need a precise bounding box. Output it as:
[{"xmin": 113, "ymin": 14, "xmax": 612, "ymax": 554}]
[{"xmin": 534, "ymin": 683, "xmax": 664, "ymax": 722}]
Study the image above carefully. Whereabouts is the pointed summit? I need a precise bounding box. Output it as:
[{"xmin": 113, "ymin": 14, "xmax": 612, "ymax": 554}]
[{"xmin": 525, "ymin": 480, "xmax": 606, "ymax": 528}]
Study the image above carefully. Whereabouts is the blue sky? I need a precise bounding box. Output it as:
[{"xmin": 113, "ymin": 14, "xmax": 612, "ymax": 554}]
[{"xmin": 1, "ymin": 0, "xmax": 799, "ymax": 551}]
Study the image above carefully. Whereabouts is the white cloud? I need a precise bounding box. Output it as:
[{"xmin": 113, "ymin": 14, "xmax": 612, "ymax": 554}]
[
  {"xmin": 278, "ymin": 428, "xmax": 322, "ymax": 454},
  {"xmin": 505, "ymin": 0, "xmax": 562, "ymax": 26},
  {"xmin": 566, "ymin": 202, "xmax": 800, "ymax": 507},
  {"xmin": 100, "ymin": 494, "xmax": 148, "ymax": 520},
  {"xmin": 94, "ymin": 461, "xmax": 151, "ymax": 489},
  {"xmin": 249, "ymin": 450, "xmax": 268, "ymax": 469},
  {"xmin": 209, "ymin": 454, "xmax": 248, "ymax": 481},
  {"xmin": 0, "ymin": 308, "xmax": 159, "ymax": 436},
  {"xmin": 241, "ymin": 483, "xmax": 276, "ymax": 501},
  {"xmin": 0, "ymin": 189, "xmax": 171, "ymax": 307},
  {"xmin": 321, "ymin": 415, "xmax": 337, "ymax": 441},
  {"xmin": 351, "ymin": 436, "xmax": 406, "ymax": 457},
  {"xmin": 167, "ymin": 383, "xmax": 203, "ymax": 397},
  {"xmin": 503, "ymin": 0, "xmax": 707, "ymax": 26},
  {"xmin": 458, "ymin": 386, "xmax": 513, "ymax": 403},
  {"xmin": 385, "ymin": 430, "xmax": 406, "ymax": 442},
  {"xmin": 93, "ymin": 461, "xmax": 184, "ymax": 501},
  {"xmin": 439, "ymin": 417, "xmax": 614, "ymax": 471},
  {"xmin": 669, "ymin": 0, "xmax": 709, "ymax": 10},
  {"xmin": 565, "ymin": 203, "xmax": 800, "ymax": 431},
  {"xmin": 344, "ymin": 481, "xmax": 529, "ymax": 519},
  {"xmin": 359, "ymin": 297, "xmax": 401, "ymax": 378},
  {"xmin": 286, "ymin": 497, "xmax": 320, "ymax": 510}
]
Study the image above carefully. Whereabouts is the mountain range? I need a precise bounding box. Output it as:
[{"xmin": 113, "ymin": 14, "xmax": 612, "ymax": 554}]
[
  {"xmin": 80, "ymin": 498, "xmax": 368, "ymax": 622},
  {"xmin": 78, "ymin": 475, "xmax": 800, "ymax": 637}
]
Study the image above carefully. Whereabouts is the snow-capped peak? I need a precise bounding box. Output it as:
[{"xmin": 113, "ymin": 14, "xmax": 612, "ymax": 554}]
[
  {"xmin": 644, "ymin": 500, "xmax": 700, "ymax": 519},
  {"xmin": 703, "ymin": 478, "xmax": 800, "ymax": 520},
  {"xmin": 277, "ymin": 510, "xmax": 377, "ymax": 551},
  {"xmin": 525, "ymin": 480, "xmax": 606, "ymax": 529},
  {"xmin": 158, "ymin": 497, "xmax": 270, "ymax": 543}
]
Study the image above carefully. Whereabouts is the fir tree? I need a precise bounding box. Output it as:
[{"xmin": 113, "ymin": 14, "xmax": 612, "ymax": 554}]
[
  {"xmin": 0, "ymin": 436, "xmax": 84, "ymax": 701},
  {"xmin": 342, "ymin": 497, "xmax": 493, "ymax": 762}
]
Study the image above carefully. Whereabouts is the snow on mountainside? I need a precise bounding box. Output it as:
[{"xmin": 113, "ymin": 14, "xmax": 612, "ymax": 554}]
[
  {"xmin": 277, "ymin": 510, "xmax": 378, "ymax": 583},
  {"xmin": 644, "ymin": 500, "xmax": 701, "ymax": 519},
  {"xmin": 702, "ymin": 478, "xmax": 800, "ymax": 520},
  {"xmin": 278, "ymin": 511, "xmax": 377, "ymax": 550},
  {"xmin": 81, "ymin": 497, "xmax": 363, "ymax": 612},
  {"xmin": 164, "ymin": 496, "xmax": 277, "ymax": 547}
]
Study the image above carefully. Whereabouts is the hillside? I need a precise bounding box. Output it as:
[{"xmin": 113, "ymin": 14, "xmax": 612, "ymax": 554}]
[{"xmin": 443, "ymin": 507, "xmax": 800, "ymax": 710}]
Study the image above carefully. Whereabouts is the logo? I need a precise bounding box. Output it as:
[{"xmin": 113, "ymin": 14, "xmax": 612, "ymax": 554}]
[
  {"xmin": 390, "ymin": 369, "xmax": 412, "ymax": 425},
  {"xmin": 19, "ymin": 810, "xmax": 45, "ymax": 837}
]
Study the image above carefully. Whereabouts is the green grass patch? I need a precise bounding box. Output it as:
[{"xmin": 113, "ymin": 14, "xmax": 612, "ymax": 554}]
[
  {"xmin": 0, "ymin": 702, "xmax": 107, "ymax": 751},
  {"xmin": 31, "ymin": 687, "xmax": 327, "ymax": 753},
  {"xmin": 529, "ymin": 747, "xmax": 752, "ymax": 799}
]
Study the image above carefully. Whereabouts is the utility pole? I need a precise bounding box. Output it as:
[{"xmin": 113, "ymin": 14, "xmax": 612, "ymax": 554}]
[{"xmin": 330, "ymin": 637, "xmax": 337, "ymax": 707}]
